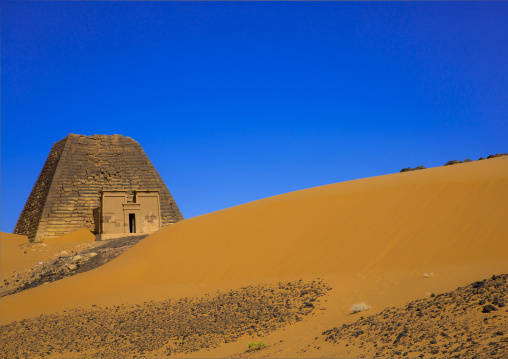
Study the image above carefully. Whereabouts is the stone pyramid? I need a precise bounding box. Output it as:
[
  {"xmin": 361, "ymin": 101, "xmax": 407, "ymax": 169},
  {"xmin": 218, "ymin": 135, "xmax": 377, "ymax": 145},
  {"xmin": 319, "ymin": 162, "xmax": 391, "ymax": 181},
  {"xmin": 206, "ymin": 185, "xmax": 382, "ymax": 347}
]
[{"xmin": 14, "ymin": 134, "xmax": 184, "ymax": 241}]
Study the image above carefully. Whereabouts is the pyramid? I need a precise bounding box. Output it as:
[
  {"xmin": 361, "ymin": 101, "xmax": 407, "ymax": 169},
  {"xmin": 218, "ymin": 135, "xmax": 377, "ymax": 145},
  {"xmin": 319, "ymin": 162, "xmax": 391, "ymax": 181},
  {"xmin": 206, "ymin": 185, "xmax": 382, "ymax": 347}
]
[{"xmin": 14, "ymin": 134, "xmax": 184, "ymax": 241}]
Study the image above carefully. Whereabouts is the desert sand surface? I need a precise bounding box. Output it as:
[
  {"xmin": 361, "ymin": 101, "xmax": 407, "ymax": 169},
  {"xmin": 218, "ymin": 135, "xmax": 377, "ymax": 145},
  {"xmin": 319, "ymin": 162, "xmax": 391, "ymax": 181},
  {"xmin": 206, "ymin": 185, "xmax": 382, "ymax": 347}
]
[
  {"xmin": 0, "ymin": 232, "xmax": 30, "ymax": 276},
  {"xmin": 42, "ymin": 229, "xmax": 96, "ymax": 244},
  {"xmin": 1, "ymin": 156, "xmax": 507, "ymax": 358},
  {"xmin": 1, "ymin": 230, "xmax": 98, "ymax": 278},
  {"xmin": 321, "ymin": 274, "xmax": 507, "ymax": 358},
  {"xmin": 1, "ymin": 234, "xmax": 149, "ymax": 298},
  {"xmin": 0, "ymin": 230, "xmax": 102, "ymax": 296}
]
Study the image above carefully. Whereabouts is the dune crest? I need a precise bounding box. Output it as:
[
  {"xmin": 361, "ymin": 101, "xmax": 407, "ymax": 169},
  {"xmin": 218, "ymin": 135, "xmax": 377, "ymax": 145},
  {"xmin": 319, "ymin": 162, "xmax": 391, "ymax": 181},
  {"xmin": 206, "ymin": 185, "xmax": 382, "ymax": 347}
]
[
  {"xmin": 1, "ymin": 156, "xmax": 507, "ymax": 326},
  {"xmin": 94, "ymin": 155, "xmax": 508, "ymax": 282}
]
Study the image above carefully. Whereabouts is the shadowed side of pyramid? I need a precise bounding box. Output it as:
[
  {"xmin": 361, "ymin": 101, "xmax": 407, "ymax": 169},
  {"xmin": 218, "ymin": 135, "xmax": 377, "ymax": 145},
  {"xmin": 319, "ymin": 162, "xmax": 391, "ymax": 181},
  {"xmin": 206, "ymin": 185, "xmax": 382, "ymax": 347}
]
[
  {"xmin": 14, "ymin": 134, "xmax": 183, "ymax": 241},
  {"xmin": 13, "ymin": 137, "xmax": 69, "ymax": 241}
]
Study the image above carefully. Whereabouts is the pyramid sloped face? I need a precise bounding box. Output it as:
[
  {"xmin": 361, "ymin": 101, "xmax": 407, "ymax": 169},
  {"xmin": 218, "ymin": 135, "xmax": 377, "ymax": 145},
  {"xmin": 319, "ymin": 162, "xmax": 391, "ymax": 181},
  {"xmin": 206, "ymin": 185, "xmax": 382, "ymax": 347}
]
[
  {"xmin": 14, "ymin": 134, "xmax": 184, "ymax": 241},
  {"xmin": 13, "ymin": 137, "xmax": 69, "ymax": 240}
]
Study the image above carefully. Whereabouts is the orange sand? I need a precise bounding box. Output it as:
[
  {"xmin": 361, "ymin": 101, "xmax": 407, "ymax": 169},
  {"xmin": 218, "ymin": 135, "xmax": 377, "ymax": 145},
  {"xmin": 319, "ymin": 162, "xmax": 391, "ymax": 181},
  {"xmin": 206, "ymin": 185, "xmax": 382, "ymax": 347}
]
[
  {"xmin": 1, "ymin": 157, "xmax": 507, "ymax": 357},
  {"xmin": 1, "ymin": 230, "xmax": 97, "ymax": 281},
  {"xmin": 0, "ymin": 232, "xmax": 29, "ymax": 244},
  {"xmin": 0, "ymin": 232, "xmax": 29, "ymax": 276},
  {"xmin": 43, "ymin": 229, "xmax": 96, "ymax": 244}
]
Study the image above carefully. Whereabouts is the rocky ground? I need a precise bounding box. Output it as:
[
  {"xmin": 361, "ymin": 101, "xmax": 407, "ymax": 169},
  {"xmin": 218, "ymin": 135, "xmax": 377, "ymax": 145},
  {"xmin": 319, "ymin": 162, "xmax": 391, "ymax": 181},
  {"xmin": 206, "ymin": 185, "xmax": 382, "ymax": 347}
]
[
  {"xmin": 400, "ymin": 152, "xmax": 508, "ymax": 172},
  {"xmin": 2, "ymin": 251, "xmax": 508, "ymax": 359},
  {"xmin": 323, "ymin": 274, "xmax": 508, "ymax": 358},
  {"xmin": 0, "ymin": 235, "xmax": 148, "ymax": 297},
  {"xmin": 0, "ymin": 280, "xmax": 329, "ymax": 358}
]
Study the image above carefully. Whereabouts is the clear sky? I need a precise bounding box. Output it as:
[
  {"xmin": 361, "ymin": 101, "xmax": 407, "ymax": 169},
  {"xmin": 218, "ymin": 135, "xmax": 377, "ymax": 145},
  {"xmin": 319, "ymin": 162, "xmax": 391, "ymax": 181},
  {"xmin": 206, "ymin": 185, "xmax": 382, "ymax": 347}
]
[{"xmin": 1, "ymin": 2, "xmax": 507, "ymax": 233}]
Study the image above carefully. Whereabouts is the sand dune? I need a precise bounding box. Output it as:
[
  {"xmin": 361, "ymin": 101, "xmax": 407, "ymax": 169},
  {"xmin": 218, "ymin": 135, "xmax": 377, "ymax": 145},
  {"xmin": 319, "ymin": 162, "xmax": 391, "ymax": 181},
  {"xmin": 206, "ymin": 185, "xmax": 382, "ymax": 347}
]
[
  {"xmin": 1, "ymin": 156, "xmax": 507, "ymax": 357},
  {"xmin": 6, "ymin": 274, "xmax": 505, "ymax": 358},
  {"xmin": 0, "ymin": 232, "xmax": 29, "ymax": 244},
  {"xmin": 42, "ymin": 229, "xmax": 95, "ymax": 244},
  {"xmin": 0, "ymin": 232, "xmax": 29, "ymax": 276},
  {"xmin": 0, "ymin": 230, "xmax": 100, "ymax": 294}
]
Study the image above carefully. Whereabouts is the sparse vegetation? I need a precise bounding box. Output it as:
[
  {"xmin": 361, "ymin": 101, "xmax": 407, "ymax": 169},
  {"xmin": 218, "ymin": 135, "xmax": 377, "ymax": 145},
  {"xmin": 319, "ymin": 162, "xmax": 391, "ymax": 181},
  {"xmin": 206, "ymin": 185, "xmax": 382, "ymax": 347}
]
[
  {"xmin": 248, "ymin": 341, "xmax": 266, "ymax": 350},
  {"xmin": 350, "ymin": 302, "xmax": 371, "ymax": 314},
  {"xmin": 325, "ymin": 275, "xmax": 508, "ymax": 358}
]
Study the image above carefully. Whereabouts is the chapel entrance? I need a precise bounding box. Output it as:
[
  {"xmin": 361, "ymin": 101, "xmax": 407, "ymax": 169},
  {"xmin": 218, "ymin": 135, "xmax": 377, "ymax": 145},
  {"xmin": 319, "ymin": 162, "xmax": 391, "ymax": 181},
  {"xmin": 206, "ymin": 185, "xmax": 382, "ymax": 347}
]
[
  {"xmin": 98, "ymin": 190, "xmax": 161, "ymax": 240},
  {"xmin": 129, "ymin": 213, "xmax": 136, "ymax": 233}
]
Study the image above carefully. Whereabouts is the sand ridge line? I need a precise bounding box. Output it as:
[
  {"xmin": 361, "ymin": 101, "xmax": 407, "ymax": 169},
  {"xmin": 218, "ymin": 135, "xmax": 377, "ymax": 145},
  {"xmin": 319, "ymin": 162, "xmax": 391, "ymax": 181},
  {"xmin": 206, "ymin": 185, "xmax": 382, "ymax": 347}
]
[
  {"xmin": 0, "ymin": 280, "xmax": 330, "ymax": 359},
  {"xmin": 322, "ymin": 274, "xmax": 508, "ymax": 358},
  {"xmin": 2, "ymin": 155, "xmax": 507, "ymax": 325}
]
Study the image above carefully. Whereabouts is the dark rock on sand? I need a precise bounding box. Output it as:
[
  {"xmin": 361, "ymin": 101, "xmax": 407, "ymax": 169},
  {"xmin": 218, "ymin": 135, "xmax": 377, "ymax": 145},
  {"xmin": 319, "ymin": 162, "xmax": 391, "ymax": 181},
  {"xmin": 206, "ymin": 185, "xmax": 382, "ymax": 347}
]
[
  {"xmin": 482, "ymin": 304, "xmax": 497, "ymax": 313},
  {"xmin": 445, "ymin": 160, "xmax": 462, "ymax": 166},
  {"xmin": 1, "ymin": 235, "xmax": 149, "ymax": 297},
  {"xmin": 1, "ymin": 280, "xmax": 329, "ymax": 359},
  {"xmin": 400, "ymin": 166, "xmax": 426, "ymax": 172},
  {"xmin": 487, "ymin": 153, "xmax": 508, "ymax": 159},
  {"xmin": 323, "ymin": 274, "xmax": 508, "ymax": 358}
]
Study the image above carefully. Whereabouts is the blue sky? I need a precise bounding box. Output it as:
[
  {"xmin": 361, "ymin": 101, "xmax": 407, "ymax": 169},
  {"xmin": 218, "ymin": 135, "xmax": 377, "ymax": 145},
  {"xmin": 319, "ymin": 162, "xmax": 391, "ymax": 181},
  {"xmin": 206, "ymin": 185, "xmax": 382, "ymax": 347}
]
[{"xmin": 1, "ymin": 2, "xmax": 507, "ymax": 232}]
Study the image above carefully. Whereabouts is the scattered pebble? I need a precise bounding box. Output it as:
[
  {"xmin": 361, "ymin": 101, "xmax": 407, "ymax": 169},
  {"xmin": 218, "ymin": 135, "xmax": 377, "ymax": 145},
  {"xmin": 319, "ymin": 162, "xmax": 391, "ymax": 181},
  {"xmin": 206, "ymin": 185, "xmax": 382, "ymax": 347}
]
[
  {"xmin": 322, "ymin": 274, "xmax": 508, "ymax": 358},
  {"xmin": 0, "ymin": 280, "xmax": 329, "ymax": 358}
]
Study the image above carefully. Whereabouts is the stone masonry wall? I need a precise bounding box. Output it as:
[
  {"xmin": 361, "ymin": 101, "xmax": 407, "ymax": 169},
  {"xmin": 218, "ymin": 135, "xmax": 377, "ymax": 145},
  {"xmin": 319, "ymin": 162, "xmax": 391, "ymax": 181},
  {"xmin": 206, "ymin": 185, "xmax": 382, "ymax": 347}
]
[
  {"xmin": 14, "ymin": 134, "xmax": 184, "ymax": 241},
  {"xmin": 13, "ymin": 137, "xmax": 68, "ymax": 240}
]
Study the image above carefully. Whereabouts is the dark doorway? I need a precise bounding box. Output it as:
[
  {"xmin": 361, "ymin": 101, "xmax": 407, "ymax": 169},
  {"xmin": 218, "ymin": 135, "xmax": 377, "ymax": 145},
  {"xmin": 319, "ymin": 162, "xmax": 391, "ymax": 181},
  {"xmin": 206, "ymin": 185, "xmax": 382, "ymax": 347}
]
[{"xmin": 129, "ymin": 213, "xmax": 136, "ymax": 233}]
